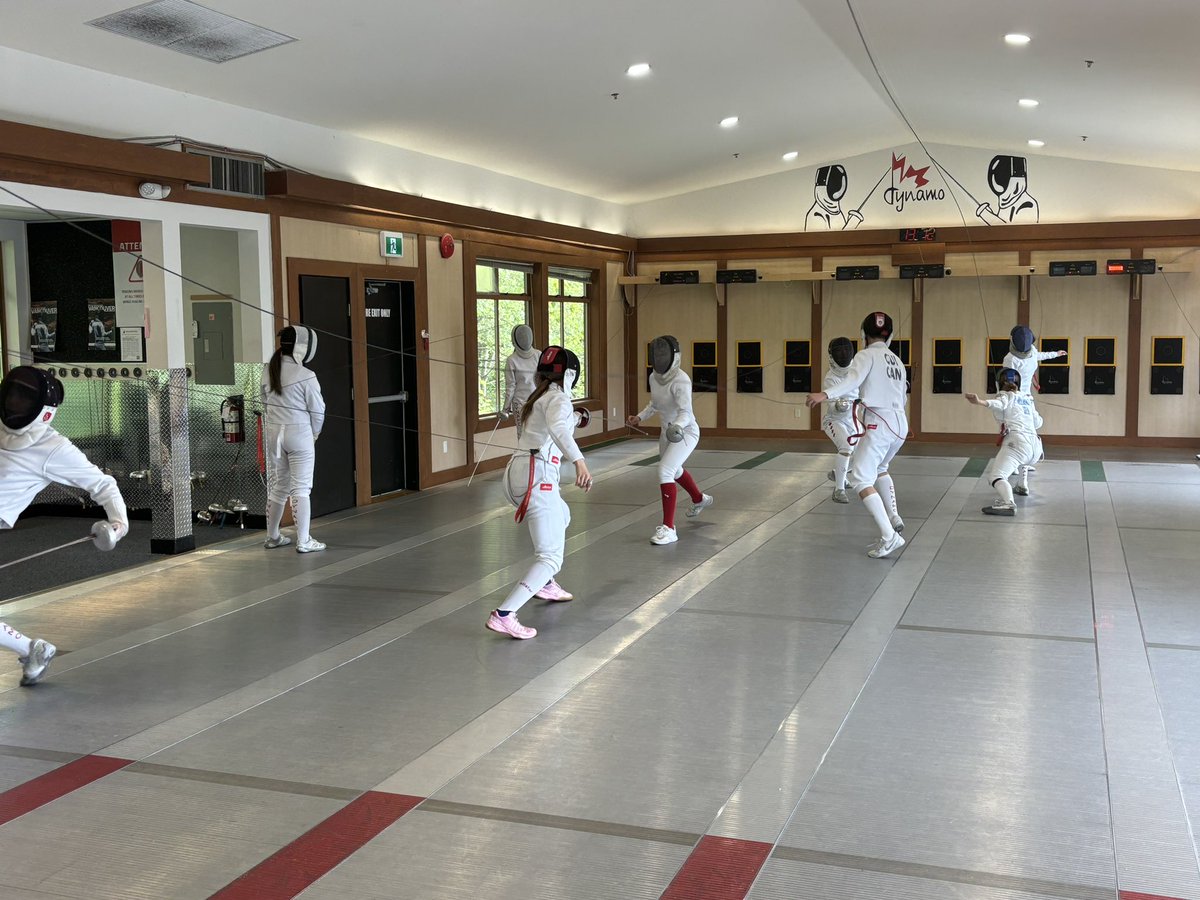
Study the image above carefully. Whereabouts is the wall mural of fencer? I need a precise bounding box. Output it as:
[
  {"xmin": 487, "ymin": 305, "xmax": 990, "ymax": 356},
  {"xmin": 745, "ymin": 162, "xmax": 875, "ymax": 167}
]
[{"xmin": 803, "ymin": 150, "xmax": 1040, "ymax": 228}]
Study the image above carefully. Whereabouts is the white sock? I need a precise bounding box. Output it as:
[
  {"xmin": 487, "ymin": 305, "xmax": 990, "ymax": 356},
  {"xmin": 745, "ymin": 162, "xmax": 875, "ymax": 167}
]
[
  {"xmin": 0, "ymin": 623, "xmax": 33, "ymax": 657},
  {"xmin": 291, "ymin": 496, "xmax": 311, "ymax": 544},
  {"xmin": 994, "ymin": 479, "xmax": 1014, "ymax": 504},
  {"xmin": 499, "ymin": 561, "xmax": 557, "ymax": 613},
  {"xmin": 1018, "ymin": 467, "xmax": 1029, "ymax": 491},
  {"xmin": 266, "ymin": 500, "xmax": 286, "ymax": 540},
  {"xmin": 833, "ymin": 453, "xmax": 851, "ymax": 490},
  {"xmin": 877, "ymin": 473, "xmax": 899, "ymax": 517},
  {"xmin": 862, "ymin": 493, "xmax": 896, "ymax": 540}
]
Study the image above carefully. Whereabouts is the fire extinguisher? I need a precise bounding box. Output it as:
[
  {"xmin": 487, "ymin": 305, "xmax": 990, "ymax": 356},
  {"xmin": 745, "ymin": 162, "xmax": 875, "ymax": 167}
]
[{"xmin": 220, "ymin": 395, "xmax": 245, "ymax": 443}]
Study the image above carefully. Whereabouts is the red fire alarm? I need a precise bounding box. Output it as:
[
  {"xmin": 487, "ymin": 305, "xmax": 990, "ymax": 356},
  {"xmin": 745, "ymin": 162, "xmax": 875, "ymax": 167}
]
[{"xmin": 439, "ymin": 233, "xmax": 455, "ymax": 258}]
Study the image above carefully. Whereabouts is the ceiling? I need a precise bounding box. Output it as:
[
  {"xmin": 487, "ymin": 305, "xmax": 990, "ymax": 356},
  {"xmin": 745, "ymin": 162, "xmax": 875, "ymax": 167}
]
[{"xmin": 1, "ymin": 0, "xmax": 1198, "ymax": 205}]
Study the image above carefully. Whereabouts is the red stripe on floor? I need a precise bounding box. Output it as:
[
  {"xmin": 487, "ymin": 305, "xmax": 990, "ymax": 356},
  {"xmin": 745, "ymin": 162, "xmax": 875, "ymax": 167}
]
[
  {"xmin": 0, "ymin": 754, "xmax": 131, "ymax": 827},
  {"xmin": 1120, "ymin": 893, "xmax": 1189, "ymax": 900},
  {"xmin": 661, "ymin": 835, "xmax": 774, "ymax": 899},
  {"xmin": 210, "ymin": 790, "xmax": 423, "ymax": 900}
]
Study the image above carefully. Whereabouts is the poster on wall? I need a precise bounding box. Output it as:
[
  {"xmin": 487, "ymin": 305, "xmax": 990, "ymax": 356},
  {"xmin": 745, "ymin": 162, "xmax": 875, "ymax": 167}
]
[
  {"xmin": 86, "ymin": 300, "xmax": 117, "ymax": 352},
  {"xmin": 111, "ymin": 219, "xmax": 145, "ymax": 330},
  {"xmin": 29, "ymin": 300, "xmax": 58, "ymax": 355}
]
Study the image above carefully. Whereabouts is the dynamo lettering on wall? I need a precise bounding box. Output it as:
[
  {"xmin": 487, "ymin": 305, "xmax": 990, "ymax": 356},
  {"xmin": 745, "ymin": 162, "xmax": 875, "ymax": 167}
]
[{"xmin": 804, "ymin": 151, "xmax": 1039, "ymax": 230}]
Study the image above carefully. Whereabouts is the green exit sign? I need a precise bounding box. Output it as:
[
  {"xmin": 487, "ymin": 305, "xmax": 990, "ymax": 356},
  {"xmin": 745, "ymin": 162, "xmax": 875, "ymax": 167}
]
[{"xmin": 379, "ymin": 231, "xmax": 405, "ymax": 258}]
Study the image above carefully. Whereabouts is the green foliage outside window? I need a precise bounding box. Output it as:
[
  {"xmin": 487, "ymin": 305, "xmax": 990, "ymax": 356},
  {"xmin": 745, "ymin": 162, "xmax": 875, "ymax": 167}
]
[{"xmin": 549, "ymin": 299, "xmax": 587, "ymax": 399}]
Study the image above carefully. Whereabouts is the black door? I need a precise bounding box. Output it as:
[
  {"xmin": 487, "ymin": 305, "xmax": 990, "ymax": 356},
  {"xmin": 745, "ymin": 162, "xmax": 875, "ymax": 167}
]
[
  {"xmin": 365, "ymin": 280, "xmax": 420, "ymax": 494},
  {"xmin": 298, "ymin": 275, "xmax": 357, "ymax": 516}
]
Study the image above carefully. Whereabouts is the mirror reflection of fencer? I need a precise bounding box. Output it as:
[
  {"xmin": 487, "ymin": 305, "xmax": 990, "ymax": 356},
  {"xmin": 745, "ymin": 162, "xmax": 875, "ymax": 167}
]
[
  {"xmin": 805, "ymin": 165, "xmax": 866, "ymax": 231},
  {"xmin": 977, "ymin": 155, "xmax": 1039, "ymax": 224}
]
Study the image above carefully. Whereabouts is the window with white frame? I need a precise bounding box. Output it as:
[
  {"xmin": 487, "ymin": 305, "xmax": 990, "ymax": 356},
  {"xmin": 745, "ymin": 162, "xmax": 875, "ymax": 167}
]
[
  {"xmin": 476, "ymin": 260, "xmax": 531, "ymax": 417},
  {"xmin": 547, "ymin": 266, "xmax": 591, "ymax": 400}
]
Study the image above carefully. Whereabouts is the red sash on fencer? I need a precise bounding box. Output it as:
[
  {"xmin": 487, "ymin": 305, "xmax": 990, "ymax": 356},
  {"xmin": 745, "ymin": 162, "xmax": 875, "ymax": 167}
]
[
  {"xmin": 514, "ymin": 451, "xmax": 538, "ymax": 523},
  {"xmin": 847, "ymin": 400, "xmax": 872, "ymax": 447},
  {"xmin": 996, "ymin": 424, "xmax": 1008, "ymax": 447}
]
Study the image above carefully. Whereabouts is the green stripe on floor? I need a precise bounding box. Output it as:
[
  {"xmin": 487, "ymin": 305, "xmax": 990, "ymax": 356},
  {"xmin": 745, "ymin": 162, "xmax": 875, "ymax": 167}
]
[
  {"xmin": 734, "ymin": 452, "xmax": 782, "ymax": 470},
  {"xmin": 632, "ymin": 455, "xmax": 660, "ymax": 467},
  {"xmin": 1081, "ymin": 460, "xmax": 1107, "ymax": 482},
  {"xmin": 958, "ymin": 457, "xmax": 990, "ymax": 478}
]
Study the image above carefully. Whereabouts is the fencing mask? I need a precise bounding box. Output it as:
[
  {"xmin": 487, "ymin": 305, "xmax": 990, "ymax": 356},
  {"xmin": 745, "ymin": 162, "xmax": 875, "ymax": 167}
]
[
  {"xmin": 650, "ymin": 335, "xmax": 681, "ymax": 376},
  {"xmin": 512, "ymin": 324, "xmax": 534, "ymax": 355},
  {"xmin": 280, "ymin": 325, "xmax": 318, "ymax": 365},
  {"xmin": 0, "ymin": 366, "xmax": 64, "ymax": 433},
  {"xmin": 988, "ymin": 155, "xmax": 1027, "ymax": 196},
  {"xmin": 1010, "ymin": 325, "xmax": 1034, "ymax": 357},
  {"xmin": 816, "ymin": 165, "xmax": 847, "ymax": 202},
  {"xmin": 537, "ymin": 346, "xmax": 581, "ymax": 395},
  {"xmin": 996, "ymin": 367, "xmax": 1022, "ymax": 392},
  {"xmin": 828, "ymin": 336, "xmax": 855, "ymax": 370}
]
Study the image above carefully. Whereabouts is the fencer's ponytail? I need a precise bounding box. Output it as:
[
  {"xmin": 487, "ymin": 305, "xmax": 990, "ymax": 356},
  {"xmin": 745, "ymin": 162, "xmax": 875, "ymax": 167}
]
[
  {"xmin": 519, "ymin": 373, "xmax": 561, "ymax": 425},
  {"xmin": 268, "ymin": 349, "xmax": 284, "ymax": 395}
]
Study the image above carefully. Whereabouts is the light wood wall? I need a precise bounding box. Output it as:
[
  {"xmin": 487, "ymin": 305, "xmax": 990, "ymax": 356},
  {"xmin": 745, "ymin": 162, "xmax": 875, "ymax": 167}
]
[
  {"xmin": 726, "ymin": 281, "xmax": 810, "ymax": 429},
  {"xmin": 426, "ymin": 235, "xmax": 467, "ymax": 472},
  {"xmin": 1139, "ymin": 246, "xmax": 1200, "ymax": 437}
]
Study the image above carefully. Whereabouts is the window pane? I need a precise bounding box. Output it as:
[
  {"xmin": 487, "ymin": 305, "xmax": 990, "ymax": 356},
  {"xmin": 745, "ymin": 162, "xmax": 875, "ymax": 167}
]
[
  {"xmin": 563, "ymin": 279, "xmax": 586, "ymax": 298},
  {"xmin": 476, "ymin": 298, "xmax": 499, "ymax": 416},
  {"xmin": 548, "ymin": 277, "xmax": 561, "ymax": 297},
  {"xmin": 565, "ymin": 301, "xmax": 588, "ymax": 399},
  {"xmin": 476, "ymin": 265, "xmax": 496, "ymax": 293},
  {"xmin": 548, "ymin": 300, "xmax": 563, "ymax": 348},
  {"xmin": 497, "ymin": 267, "xmax": 528, "ymax": 294},
  {"xmin": 497, "ymin": 299, "xmax": 528, "ymax": 352}
]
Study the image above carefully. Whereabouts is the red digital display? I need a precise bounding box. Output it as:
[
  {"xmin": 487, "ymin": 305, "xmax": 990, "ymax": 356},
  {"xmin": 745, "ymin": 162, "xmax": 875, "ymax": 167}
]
[
  {"xmin": 898, "ymin": 228, "xmax": 937, "ymax": 242},
  {"xmin": 1106, "ymin": 263, "xmax": 1126, "ymax": 274}
]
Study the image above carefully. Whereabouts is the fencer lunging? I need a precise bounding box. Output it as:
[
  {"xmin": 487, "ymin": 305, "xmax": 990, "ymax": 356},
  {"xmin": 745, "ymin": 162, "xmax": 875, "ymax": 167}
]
[
  {"xmin": 627, "ymin": 334, "xmax": 713, "ymax": 546},
  {"xmin": 490, "ymin": 346, "xmax": 592, "ymax": 640},
  {"xmin": 966, "ymin": 368, "xmax": 1041, "ymax": 516},
  {"xmin": 0, "ymin": 366, "xmax": 128, "ymax": 685},
  {"xmin": 1003, "ymin": 325, "xmax": 1063, "ymax": 471},
  {"xmin": 807, "ymin": 312, "xmax": 909, "ymax": 559},
  {"xmin": 822, "ymin": 337, "xmax": 858, "ymax": 504},
  {"xmin": 262, "ymin": 325, "xmax": 327, "ymax": 553},
  {"xmin": 501, "ymin": 324, "xmax": 540, "ymax": 433}
]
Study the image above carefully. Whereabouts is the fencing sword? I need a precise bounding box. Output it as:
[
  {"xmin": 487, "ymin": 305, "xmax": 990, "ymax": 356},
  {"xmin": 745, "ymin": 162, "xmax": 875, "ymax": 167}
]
[
  {"xmin": 848, "ymin": 166, "xmax": 891, "ymax": 219},
  {"xmin": 928, "ymin": 156, "xmax": 985, "ymax": 211},
  {"xmin": 0, "ymin": 535, "xmax": 94, "ymax": 572},
  {"xmin": 467, "ymin": 414, "xmax": 506, "ymax": 486}
]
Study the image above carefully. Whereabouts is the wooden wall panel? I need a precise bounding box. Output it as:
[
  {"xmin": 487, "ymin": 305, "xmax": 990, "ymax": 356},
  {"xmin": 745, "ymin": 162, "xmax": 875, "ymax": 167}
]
[
  {"xmin": 725, "ymin": 282, "xmax": 810, "ymax": 429},
  {"xmin": 634, "ymin": 276, "xmax": 719, "ymax": 430},
  {"xmin": 1139, "ymin": 246, "xmax": 1200, "ymax": 437}
]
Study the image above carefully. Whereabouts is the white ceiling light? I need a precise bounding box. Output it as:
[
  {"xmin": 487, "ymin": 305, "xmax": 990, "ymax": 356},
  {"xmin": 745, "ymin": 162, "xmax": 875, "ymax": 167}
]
[
  {"xmin": 1018, "ymin": 98, "xmax": 1039, "ymax": 108},
  {"xmin": 720, "ymin": 116, "xmax": 739, "ymax": 128},
  {"xmin": 1027, "ymin": 139, "xmax": 1045, "ymax": 147},
  {"xmin": 782, "ymin": 151, "xmax": 799, "ymax": 162},
  {"xmin": 1005, "ymin": 33, "xmax": 1031, "ymax": 46},
  {"xmin": 625, "ymin": 63, "xmax": 651, "ymax": 77}
]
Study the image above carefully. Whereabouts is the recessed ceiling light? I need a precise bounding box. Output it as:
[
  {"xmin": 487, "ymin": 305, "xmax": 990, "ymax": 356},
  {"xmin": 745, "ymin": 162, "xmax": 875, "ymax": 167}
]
[
  {"xmin": 1027, "ymin": 139, "xmax": 1045, "ymax": 147},
  {"xmin": 1018, "ymin": 98, "xmax": 1039, "ymax": 108},
  {"xmin": 720, "ymin": 116, "xmax": 739, "ymax": 128},
  {"xmin": 782, "ymin": 151, "xmax": 799, "ymax": 162},
  {"xmin": 626, "ymin": 63, "xmax": 651, "ymax": 77},
  {"xmin": 1005, "ymin": 33, "xmax": 1031, "ymax": 45}
]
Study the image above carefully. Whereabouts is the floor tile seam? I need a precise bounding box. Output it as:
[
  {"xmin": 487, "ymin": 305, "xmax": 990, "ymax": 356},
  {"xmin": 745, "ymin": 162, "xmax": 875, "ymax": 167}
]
[
  {"xmin": 894, "ymin": 623, "xmax": 1096, "ymax": 644},
  {"xmin": 695, "ymin": 476, "xmax": 971, "ymax": 851},
  {"xmin": 677, "ymin": 608, "xmax": 854, "ymax": 626},
  {"xmin": 0, "ymin": 744, "xmax": 81, "ymax": 764},
  {"xmin": 1146, "ymin": 643, "xmax": 1200, "ymax": 653},
  {"xmin": 99, "ymin": 468, "xmax": 744, "ymax": 762},
  {"xmin": 371, "ymin": 478, "xmax": 831, "ymax": 799},
  {"xmin": 768, "ymin": 844, "xmax": 1115, "ymax": 900},
  {"xmin": 1083, "ymin": 483, "xmax": 1200, "ymax": 893},
  {"xmin": 121, "ymin": 761, "xmax": 360, "ymax": 801}
]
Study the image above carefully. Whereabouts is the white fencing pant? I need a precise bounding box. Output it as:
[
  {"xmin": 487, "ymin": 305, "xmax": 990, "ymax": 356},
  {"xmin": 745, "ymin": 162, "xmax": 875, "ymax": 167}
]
[
  {"xmin": 822, "ymin": 417, "xmax": 855, "ymax": 454},
  {"xmin": 500, "ymin": 453, "xmax": 570, "ymax": 613},
  {"xmin": 848, "ymin": 408, "xmax": 908, "ymax": 493},
  {"xmin": 657, "ymin": 427, "xmax": 700, "ymax": 483},
  {"xmin": 265, "ymin": 422, "xmax": 317, "ymax": 544},
  {"xmin": 985, "ymin": 432, "xmax": 1039, "ymax": 484}
]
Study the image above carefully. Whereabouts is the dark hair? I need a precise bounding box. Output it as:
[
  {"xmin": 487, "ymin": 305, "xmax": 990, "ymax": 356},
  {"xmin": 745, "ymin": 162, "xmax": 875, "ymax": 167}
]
[
  {"xmin": 519, "ymin": 372, "xmax": 562, "ymax": 425},
  {"xmin": 268, "ymin": 348, "xmax": 284, "ymax": 395}
]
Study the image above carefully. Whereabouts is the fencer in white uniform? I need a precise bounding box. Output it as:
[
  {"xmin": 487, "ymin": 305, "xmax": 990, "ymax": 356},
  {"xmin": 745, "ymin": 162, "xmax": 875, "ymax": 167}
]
[
  {"xmin": 626, "ymin": 335, "xmax": 714, "ymax": 545},
  {"xmin": 966, "ymin": 368, "xmax": 1041, "ymax": 516},
  {"xmin": 501, "ymin": 324, "xmax": 540, "ymax": 433},
  {"xmin": 0, "ymin": 366, "xmax": 128, "ymax": 685},
  {"xmin": 261, "ymin": 325, "xmax": 327, "ymax": 553},
  {"xmin": 489, "ymin": 346, "xmax": 593, "ymax": 640},
  {"xmin": 1003, "ymin": 325, "xmax": 1063, "ymax": 468},
  {"xmin": 807, "ymin": 312, "xmax": 909, "ymax": 559},
  {"xmin": 822, "ymin": 337, "xmax": 859, "ymax": 503}
]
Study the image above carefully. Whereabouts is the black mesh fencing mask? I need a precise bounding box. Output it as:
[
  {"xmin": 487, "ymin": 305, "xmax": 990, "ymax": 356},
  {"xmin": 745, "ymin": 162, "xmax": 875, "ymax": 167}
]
[
  {"xmin": 650, "ymin": 335, "xmax": 680, "ymax": 375},
  {"xmin": 0, "ymin": 366, "xmax": 64, "ymax": 431},
  {"xmin": 828, "ymin": 336, "xmax": 855, "ymax": 369}
]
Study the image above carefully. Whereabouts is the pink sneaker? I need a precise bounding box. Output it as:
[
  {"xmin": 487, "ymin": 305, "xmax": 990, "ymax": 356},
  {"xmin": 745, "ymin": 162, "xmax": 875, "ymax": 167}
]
[
  {"xmin": 486, "ymin": 611, "xmax": 537, "ymax": 639},
  {"xmin": 534, "ymin": 578, "xmax": 574, "ymax": 601}
]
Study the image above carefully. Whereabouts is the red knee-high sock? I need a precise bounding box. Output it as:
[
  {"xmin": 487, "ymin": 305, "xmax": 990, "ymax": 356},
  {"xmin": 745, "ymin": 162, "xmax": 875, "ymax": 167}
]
[
  {"xmin": 676, "ymin": 470, "xmax": 703, "ymax": 504},
  {"xmin": 660, "ymin": 483, "xmax": 678, "ymax": 528}
]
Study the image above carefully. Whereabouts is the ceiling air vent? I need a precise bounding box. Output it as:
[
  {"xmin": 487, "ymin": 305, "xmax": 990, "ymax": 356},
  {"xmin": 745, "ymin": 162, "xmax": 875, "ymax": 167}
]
[
  {"xmin": 188, "ymin": 149, "xmax": 266, "ymax": 198},
  {"xmin": 88, "ymin": 0, "xmax": 296, "ymax": 64}
]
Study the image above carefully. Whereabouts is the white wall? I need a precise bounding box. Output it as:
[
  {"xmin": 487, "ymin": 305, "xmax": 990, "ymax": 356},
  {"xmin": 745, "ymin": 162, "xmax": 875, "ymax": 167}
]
[{"xmin": 0, "ymin": 46, "xmax": 629, "ymax": 238}]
